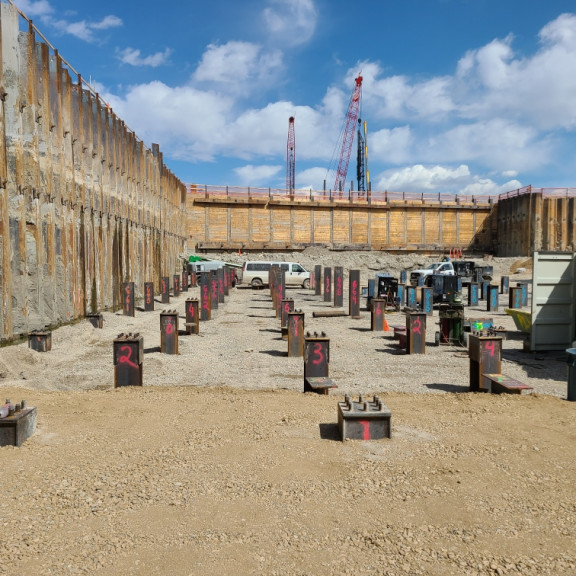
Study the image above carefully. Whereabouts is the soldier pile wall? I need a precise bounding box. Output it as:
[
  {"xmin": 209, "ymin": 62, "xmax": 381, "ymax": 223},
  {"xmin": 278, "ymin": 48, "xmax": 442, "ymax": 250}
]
[{"xmin": 0, "ymin": 4, "xmax": 186, "ymax": 343}]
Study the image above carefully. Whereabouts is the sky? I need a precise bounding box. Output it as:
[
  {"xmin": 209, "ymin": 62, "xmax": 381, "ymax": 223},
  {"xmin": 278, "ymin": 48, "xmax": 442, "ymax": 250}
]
[{"xmin": 10, "ymin": 0, "xmax": 576, "ymax": 196}]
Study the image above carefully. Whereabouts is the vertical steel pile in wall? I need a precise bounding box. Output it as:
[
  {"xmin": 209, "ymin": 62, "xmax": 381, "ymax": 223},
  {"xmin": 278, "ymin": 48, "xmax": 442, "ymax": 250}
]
[{"xmin": 0, "ymin": 3, "xmax": 186, "ymax": 342}]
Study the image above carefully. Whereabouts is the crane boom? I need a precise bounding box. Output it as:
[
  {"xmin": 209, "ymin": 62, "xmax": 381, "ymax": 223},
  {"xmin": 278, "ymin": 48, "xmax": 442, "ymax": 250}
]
[
  {"xmin": 334, "ymin": 74, "xmax": 363, "ymax": 192},
  {"xmin": 286, "ymin": 116, "xmax": 295, "ymax": 196}
]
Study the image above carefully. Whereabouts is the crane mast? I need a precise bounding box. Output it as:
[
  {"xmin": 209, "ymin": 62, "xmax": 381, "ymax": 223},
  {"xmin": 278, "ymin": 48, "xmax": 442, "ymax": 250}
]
[
  {"xmin": 334, "ymin": 74, "xmax": 363, "ymax": 193},
  {"xmin": 357, "ymin": 119, "xmax": 369, "ymax": 196},
  {"xmin": 286, "ymin": 116, "xmax": 295, "ymax": 197}
]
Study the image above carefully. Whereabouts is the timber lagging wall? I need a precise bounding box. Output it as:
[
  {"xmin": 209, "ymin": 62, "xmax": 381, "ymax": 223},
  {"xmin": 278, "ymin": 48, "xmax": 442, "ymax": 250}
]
[
  {"xmin": 0, "ymin": 4, "xmax": 186, "ymax": 342},
  {"xmin": 187, "ymin": 190, "xmax": 496, "ymax": 253},
  {"xmin": 188, "ymin": 187, "xmax": 576, "ymax": 258}
]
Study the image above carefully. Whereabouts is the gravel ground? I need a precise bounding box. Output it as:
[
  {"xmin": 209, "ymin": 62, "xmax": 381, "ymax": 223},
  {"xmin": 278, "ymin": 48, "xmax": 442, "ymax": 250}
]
[{"xmin": 0, "ymin": 249, "xmax": 574, "ymax": 576}]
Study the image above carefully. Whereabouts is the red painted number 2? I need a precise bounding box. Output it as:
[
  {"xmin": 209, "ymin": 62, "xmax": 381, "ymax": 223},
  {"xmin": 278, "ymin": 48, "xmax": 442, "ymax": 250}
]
[
  {"xmin": 413, "ymin": 316, "xmax": 422, "ymax": 335},
  {"xmin": 118, "ymin": 345, "xmax": 138, "ymax": 368}
]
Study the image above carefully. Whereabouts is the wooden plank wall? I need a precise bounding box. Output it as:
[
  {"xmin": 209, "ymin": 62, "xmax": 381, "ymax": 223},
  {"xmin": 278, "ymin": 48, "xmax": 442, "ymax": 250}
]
[
  {"xmin": 0, "ymin": 6, "xmax": 186, "ymax": 342},
  {"xmin": 188, "ymin": 194, "xmax": 497, "ymax": 254}
]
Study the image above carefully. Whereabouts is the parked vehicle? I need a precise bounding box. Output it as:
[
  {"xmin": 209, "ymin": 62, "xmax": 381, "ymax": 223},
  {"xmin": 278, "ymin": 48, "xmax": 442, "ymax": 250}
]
[
  {"xmin": 187, "ymin": 258, "xmax": 240, "ymax": 286},
  {"xmin": 410, "ymin": 261, "xmax": 455, "ymax": 286},
  {"xmin": 241, "ymin": 261, "xmax": 310, "ymax": 289},
  {"xmin": 410, "ymin": 259, "xmax": 479, "ymax": 287},
  {"xmin": 190, "ymin": 259, "xmax": 227, "ymax": 274},
  {"xmin": 451, "ymin": 260, "xmax": 476, "ymax": 286}
]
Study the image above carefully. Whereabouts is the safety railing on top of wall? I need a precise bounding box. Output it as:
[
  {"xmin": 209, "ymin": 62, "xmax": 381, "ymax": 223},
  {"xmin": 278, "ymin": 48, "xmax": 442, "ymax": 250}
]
[
  {"xmin": 188, "ymin": 184, "xmax": 497, "ymax": 205},
  {"xmin": 498, "ymin": 185, "xmax": 576, "ymax": 200}
]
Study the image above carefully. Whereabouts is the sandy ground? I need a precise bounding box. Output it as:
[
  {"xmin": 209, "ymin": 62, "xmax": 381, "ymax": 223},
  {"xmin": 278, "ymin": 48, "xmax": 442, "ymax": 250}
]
[{"xmin": 0, "ymin": 250, "xmax": 575, "ymax": 576}]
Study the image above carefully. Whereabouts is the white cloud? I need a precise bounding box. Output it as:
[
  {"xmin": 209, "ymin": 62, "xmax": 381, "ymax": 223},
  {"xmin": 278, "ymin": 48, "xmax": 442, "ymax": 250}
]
[
  {"xmin": 192, "ymin": 41, "xmax": 283, "ymax": 96},
  {"xmin": 234, "ymin": 164, "xmax": 282, "ymax": 185},
  {"xmin": 364, "ymin": 71, "xmax": 455, "ymax": 123},
  {"xmin": 12, "ymin": 0, "xmax": 52, "ymax": 17},
  {"xmin": 263, "ymin": 0, "xmax": 317, "ymax": 46},
  {"xmin": 118, "ymin": 47, "xmax": 171, "ymax": 67},
  {"xmin": 296, "ymin": 167, "xmax": 330, "ymax": 190},
  {"xmin": 103, "ymin": 81, "xmax": 234, "ymax": 162},
  {"xmin": 471, "ymin": 36, "xmax": 514, "ymax": 89},
  {"xmin": 52, "ymin": 14, "xmax": 122, "ymax": 42},
  {"xmin": 374, "ymin": 164, "xmax": 522, "ymax": 196},
  {"xmin": 452, "ymin": 14, "xmax": 576, "ymax": 129},
  {"xmin": 375, "ymin": 164, "xmax": 471, "ymax": 193},
  {"xmin": 368, "ymin": 126, "xmax": 413, "ymax": 164},
  {"xmin": 422, "ymin": 119, "xmax": 552, "ymax": 172},
  {"xmin": 90, "ymin": 15, "xmax": 122, "ymax": 31},
  {"xmin": 13, "ymin": 1, "xmax": 122, "ymax": 43},
  {"xmin": 459, "ymin": 178, "xmax": 522, "ymax": 197}
]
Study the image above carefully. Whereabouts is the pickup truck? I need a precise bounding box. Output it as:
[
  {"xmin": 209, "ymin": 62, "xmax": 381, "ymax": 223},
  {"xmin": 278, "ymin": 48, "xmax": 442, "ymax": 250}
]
[
  {"xmin": 410, "ymin": 261, "xmax": 455, "ymax": 286},
  {"xmin": 410, "ymin": 259, "xmax": 480, "ymax": 287}
]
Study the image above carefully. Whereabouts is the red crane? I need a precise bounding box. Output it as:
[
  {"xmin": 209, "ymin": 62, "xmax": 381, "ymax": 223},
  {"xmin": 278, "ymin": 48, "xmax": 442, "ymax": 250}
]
[
  {"xmin": 334, "ymin": 74, "xmax": 363, "ymax": 193},
  {"xmin": 286, "ymin": 116, "xmax": 295, "ymax": 196}
]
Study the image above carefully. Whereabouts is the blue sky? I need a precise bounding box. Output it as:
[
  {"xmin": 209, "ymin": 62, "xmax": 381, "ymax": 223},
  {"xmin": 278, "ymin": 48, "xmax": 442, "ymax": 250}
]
[{"xmin": 11, "ymin": 0, "xmax": 576, "ymax": 195}]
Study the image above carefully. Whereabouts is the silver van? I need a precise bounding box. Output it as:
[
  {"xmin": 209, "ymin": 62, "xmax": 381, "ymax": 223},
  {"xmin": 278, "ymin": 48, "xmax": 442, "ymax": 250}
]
[{"xmin": 241, "ymin": 261, "xmax": 310, "ymax": 289}]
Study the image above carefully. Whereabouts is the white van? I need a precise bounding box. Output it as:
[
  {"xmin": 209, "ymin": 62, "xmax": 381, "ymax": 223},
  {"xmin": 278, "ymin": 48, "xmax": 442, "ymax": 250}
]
[{"xmin": 241, "ymin": 261, "xmax": 310, "ymax": 289}]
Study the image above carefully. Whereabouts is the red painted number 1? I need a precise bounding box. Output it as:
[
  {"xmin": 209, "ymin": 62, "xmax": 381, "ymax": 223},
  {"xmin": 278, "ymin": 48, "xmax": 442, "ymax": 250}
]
[{"xmin": 359, "ymin": 421, "xmax": 370, "ymax": 440}]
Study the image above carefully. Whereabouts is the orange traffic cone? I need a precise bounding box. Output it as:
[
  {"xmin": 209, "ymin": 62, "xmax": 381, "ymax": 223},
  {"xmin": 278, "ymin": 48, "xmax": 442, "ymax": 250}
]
[{"xmin": 383, "ymin": 315, "xmax": 390, "ymax": 331}]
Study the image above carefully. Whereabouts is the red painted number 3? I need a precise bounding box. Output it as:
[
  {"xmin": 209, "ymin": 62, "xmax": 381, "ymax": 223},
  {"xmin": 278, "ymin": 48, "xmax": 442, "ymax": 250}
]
[{"xmin": 312, "ymin": 342, "xmax": 324, "ymax": 365}]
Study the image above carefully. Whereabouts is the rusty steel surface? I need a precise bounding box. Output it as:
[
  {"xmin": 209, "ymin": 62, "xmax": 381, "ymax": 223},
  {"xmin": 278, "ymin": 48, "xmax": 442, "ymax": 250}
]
[
  {"xmin": 0, "ymin": 5, "xmax": 187, "ymax": 343},
  {"xmin": 28, "ymin": 331, "xmax": 52, "ymax": 352},
  {"xmin": 144, "ymin": 282, "xmax": 155, "ymax": 311},
  {"xmin": 160, "ymin": 310, "xmax": 179, "ymax": 355},
  {"xmin": 161, "ymin": 277, "xmax": 170, "ymax": 304},
  {"xmin": 113, "ymin": 332, "xmax": 144, "ymax": 387},
  {"xmin": 185, "ymin": 298, "xmax": 199, "ymax": 335},
  {"xmin": 348, "ymin": 270, "xmax": 361, "ymax": 319},
  {"xmin": 287, "ymin": 310, "xmax": 304, "ymax": 357},
  {"xmin": 0, "ymin": 404, "xmax": 37, "ymax": 447},
  {"xmin": 303, "ymin": 331, "xmax": 330, "ymax": 392},
  {"xmin": 337, "ymin": 394, "xmax": 392, "ymax": 441}
]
